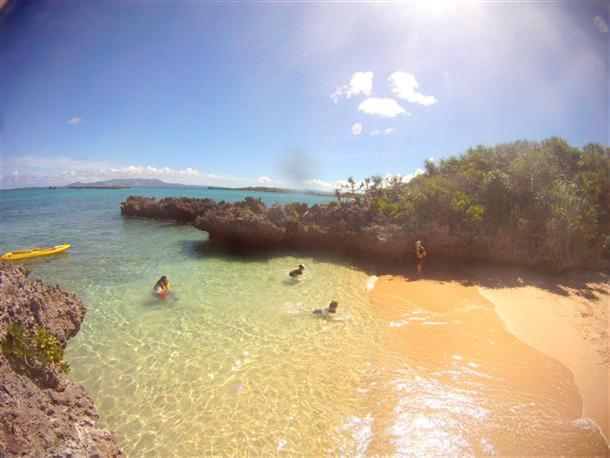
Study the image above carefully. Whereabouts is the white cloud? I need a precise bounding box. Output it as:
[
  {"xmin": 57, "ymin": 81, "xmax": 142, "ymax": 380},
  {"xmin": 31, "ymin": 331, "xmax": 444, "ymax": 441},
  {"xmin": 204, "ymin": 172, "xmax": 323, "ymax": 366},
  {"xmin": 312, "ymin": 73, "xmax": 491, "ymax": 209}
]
[
  {"xmin": 388, "ymin": 71, "xmax": 438, "ymax": 106},
  {"xmin": 594, "ymin": 16, "xmax": 608, "ymax": 33},
  {"xmin": 0, "ymin": 170, "xmax": 44, "ymax": 189},
  {"xmin": 1, "ymin": 155, "xmax": 406, "ymax": 194},
  {"xmin": 403, "ymin": 168, "xmax": 425, "ymax": 182},
  {"xmin": 205, "ymin": 174, "xmax": 246, "ymax": 182},
  {"xmin": 370, "ymin": 127, "xmax": 396, "ymax": 136},
  {"xmin": 1, "ymin": 155, "xmax": 214, "ymax": 188},
  {"xmin": 351, "ymin": 122, "xmax": 363, "ymax": 135},
  {"xmin": 2, "ymin": 155, "xmax": 336, "ymax": 190},
  {"xmin": 358, "ymin": 98, "xmax": 408, "ymax": 117},
  {"xmin": 381, "ymin": 168, "xmax": 425, "ymax": 185},
  {"xmin": 303, "ymin": 178, "xmax": 336, "ymax": 191},
  {"xmin": 67, "ymin": 117, "xmax": 82, "ymax": 125},
  {"xmin": 253, "ymin": 175, "xmax": 336, "ymax": 192},
  {"xmin": 331, "ymin": 71, "xmax": 374, "ymax": 103},
  {"xmin": 103, "ymin": 165, "xmax": 202, "ymax": 178}
]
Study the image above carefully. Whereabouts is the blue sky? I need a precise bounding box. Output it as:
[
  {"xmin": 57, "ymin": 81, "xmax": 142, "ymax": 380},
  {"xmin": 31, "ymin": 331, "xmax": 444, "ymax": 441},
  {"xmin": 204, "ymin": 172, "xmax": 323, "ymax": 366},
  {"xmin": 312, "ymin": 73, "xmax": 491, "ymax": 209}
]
[{"xmin": 1, "ymin": 1, "xmax": 608, "ymax": 189}]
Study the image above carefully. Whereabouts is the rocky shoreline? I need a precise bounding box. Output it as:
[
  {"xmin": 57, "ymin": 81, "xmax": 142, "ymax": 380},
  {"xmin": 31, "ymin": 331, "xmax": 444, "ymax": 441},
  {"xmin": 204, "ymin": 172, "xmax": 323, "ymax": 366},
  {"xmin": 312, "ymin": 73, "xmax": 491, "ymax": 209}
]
[
  {"xmin": 121, "ymin": 196, "xmax": 609, "ymax": 273},
  {"xmin": 0, "ymin": 261, "xmax": 122, "ymax": 456}
]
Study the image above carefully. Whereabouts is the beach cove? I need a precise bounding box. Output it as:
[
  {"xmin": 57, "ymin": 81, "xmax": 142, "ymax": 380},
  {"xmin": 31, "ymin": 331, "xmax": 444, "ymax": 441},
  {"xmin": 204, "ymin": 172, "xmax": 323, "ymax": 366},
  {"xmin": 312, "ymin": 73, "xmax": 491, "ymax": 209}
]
[{"xmin": 1, "ymin": 187, "xmax": 608, "ymax": 455}]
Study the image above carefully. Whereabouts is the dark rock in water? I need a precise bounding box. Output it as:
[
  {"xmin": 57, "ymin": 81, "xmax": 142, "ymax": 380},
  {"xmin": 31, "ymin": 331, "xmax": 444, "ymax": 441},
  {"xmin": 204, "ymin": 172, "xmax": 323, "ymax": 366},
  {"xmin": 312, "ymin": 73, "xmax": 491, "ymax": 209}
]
[
  {"xmin": 0, "ymin": 261, "xmax": 122, "ymax": 456},
  {"xmin": 120, "ymin": 195, "xmax": 610, "ymax": 273},
  {"xmin": 121, "ymin": 195, "xmax": 217, "ymax": 222}
]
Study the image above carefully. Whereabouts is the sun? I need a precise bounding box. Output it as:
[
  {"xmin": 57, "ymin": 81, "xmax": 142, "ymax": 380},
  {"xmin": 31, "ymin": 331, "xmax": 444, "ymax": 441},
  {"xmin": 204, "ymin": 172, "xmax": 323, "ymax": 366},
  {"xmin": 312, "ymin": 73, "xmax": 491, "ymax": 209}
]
[{"xmin": 416, "ymin": 0, "xmax": 456, "ymax": 16}]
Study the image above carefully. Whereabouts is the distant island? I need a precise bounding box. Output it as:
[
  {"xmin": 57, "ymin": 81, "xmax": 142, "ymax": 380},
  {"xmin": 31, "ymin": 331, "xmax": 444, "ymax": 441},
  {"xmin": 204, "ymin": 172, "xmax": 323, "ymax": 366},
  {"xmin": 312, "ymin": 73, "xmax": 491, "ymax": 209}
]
[
  {"xmin": 207, "ymin": 186, "xmax": 334, "ymax": 197},
  {"xmin": 68, "ymin": 184, "xmax": 130, "ymax": 189},
  {"xmin": 63, "ymin": 178, "xmax": 333, "ymax": 196}
]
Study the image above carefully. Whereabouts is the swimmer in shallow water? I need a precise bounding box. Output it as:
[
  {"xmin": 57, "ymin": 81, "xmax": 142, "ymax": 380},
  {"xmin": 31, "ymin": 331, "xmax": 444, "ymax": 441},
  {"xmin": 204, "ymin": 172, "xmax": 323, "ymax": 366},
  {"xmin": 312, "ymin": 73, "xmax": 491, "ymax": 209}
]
[
  {"xmin": 312, "ymin": 300, "xmax": 338, "ymax": 318},
  {"xmin": 153, "ymin": 275, "xmax": 170, "ymax": 298},
  {"xmin": 289, "ymin": 264, "xmax": 305, "ymax": 279}
]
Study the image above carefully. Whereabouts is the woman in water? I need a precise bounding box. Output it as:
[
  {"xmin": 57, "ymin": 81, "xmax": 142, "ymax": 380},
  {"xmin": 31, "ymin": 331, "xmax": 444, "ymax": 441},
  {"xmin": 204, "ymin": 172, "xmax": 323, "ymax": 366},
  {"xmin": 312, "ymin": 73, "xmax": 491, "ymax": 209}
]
[{"xmin": 153, "ymin": 275, "xmax": 170, "ymax": 298}]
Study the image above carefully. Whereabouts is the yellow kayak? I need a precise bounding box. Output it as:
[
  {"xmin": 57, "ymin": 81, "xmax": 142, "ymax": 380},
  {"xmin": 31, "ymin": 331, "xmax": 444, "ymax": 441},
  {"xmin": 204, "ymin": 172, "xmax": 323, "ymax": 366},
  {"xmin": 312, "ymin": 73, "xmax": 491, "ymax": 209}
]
[{"xmin": 1, "ymin": 244, "xmax": 72, "ymax": 261}]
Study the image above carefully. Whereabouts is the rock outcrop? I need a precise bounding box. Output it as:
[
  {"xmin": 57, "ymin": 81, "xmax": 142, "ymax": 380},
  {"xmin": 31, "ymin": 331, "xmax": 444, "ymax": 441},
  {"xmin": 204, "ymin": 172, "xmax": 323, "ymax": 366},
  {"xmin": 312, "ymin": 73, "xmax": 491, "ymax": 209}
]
[
  {"xmin": 121, "ymin": 196, "xmax": 610, "ymax": 272},
  {"xmin": 0, "ymin": 261, "xmax": 122, "ymax": 456}
]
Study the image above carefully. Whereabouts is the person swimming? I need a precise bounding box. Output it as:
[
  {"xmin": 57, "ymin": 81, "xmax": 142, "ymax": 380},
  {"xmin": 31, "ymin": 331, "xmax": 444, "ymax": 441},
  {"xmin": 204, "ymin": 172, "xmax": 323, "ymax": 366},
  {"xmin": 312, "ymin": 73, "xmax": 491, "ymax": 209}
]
[
  {"xmin": 153, "ymin": 275, "xmax": 170, "ymax": 298},
  {"xmin": 289, "ymin": 264, "xmax": 305, "ymax": 279},
  {"xmin": 312, "ymin": 300, "xmax": 338, "ymax": 317}
]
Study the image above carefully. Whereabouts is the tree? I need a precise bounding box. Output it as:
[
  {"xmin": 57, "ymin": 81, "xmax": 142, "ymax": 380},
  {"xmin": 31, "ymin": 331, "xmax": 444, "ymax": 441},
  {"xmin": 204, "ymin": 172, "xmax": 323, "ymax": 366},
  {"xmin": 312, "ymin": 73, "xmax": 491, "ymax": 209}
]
[{"xmin": 334, "ymin": 188, "xmax": 342, "ymax": 203}]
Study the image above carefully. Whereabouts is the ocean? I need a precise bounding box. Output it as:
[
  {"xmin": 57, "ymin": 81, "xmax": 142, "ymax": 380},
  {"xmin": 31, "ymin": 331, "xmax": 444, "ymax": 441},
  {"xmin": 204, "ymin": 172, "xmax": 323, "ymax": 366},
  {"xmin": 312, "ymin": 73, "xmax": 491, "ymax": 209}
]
[
  {"xmin": 1, "ymin": 187, "xmax": 381, "ymax": 455},
  {"xmin": 1, "ymin": 187, "xmax": 606, "ymax": 455}
]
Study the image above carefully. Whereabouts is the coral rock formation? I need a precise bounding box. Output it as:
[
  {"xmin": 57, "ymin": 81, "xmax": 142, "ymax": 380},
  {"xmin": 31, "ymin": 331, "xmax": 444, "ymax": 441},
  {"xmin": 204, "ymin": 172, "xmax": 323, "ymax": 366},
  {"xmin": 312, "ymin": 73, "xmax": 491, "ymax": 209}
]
[
  {"xmin": 0, "ymin": 261, "xmax": 122, "ymax": 456},
  {"xmin": 121, "ymin": 196, "xmax": 609, "ymax": 272}
]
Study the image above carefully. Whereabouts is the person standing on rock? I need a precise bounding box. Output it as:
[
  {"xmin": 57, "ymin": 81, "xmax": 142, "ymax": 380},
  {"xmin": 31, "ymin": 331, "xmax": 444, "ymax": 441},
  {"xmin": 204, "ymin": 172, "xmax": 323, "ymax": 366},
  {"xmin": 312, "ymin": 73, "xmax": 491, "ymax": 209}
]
[{"xmin": 415, "ymin": 240, "xmax": 427, "ymax": 274}]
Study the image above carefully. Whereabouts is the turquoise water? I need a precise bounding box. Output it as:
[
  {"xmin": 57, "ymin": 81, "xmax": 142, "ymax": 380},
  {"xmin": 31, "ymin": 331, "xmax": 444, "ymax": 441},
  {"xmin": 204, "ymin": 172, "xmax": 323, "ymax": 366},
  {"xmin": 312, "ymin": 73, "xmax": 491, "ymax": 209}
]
[
  {"xmin": 3, "ymin": 187, "xmax": 605, "ymax": 456},
  {"xmin": 0, "ymin": 187, "xmax": 335, "ymax": 294},
  {"xmin": 1, "ymin": 187, "xmax": 383, "ymax": 455}
]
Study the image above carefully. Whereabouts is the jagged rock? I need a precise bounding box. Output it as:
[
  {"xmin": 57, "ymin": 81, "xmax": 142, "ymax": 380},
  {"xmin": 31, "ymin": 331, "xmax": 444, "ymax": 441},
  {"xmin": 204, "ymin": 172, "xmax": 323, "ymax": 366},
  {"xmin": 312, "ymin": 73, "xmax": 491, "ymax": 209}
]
[
  {"xmin": 0, "ymin": 261, "xmax": 122, "ymax": 457},
  {"xmin": 120, "ymin": 195, "xmax": 609, "ymax": 272}
]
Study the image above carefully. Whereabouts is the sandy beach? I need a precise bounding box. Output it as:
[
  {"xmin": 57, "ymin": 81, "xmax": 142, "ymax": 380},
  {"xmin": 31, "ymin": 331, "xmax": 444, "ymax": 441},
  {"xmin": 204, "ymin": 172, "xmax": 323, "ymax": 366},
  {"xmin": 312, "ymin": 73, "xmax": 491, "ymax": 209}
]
[
  {"xmin": 368, "ymin": 268, "xmax": 609, "ymax": 454},
  {"xmin": 478, "ymin": 271, "xmax": 609, "ymax": 440}
]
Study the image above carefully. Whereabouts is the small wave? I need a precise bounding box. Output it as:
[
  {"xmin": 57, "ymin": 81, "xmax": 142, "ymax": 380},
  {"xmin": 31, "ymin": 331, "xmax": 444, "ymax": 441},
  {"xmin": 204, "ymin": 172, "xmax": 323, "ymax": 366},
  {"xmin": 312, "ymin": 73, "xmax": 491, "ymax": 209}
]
[
  {"xmin": 572, "ymin": 418, "xmax": 610, "ymax": 445},
  {"xmin": 366, "ymin": 276, "xmax": 379, "ymax": 292},
  {"xmin": 341, "ymin": 413, "xmax": 374, "ymax": 455},
  {"xmin": 389, "ymin": 319, "xmax": 446, "ymax": 328}
]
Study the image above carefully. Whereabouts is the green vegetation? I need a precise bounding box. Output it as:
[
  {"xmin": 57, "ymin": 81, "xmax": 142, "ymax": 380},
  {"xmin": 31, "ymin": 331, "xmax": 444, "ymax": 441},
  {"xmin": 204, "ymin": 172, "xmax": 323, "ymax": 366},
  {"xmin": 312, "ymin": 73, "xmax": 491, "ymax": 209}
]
[
  {"xmin": 336, "ymin": 138, "xmax": 609, "ymax": 257},
  {"xmin": 2, "ymin": 323, "xmax": 70, "ymax": 375},
  {"xmin": 285, "ymin": 202, "xmax": 309, "ymax": 219}
]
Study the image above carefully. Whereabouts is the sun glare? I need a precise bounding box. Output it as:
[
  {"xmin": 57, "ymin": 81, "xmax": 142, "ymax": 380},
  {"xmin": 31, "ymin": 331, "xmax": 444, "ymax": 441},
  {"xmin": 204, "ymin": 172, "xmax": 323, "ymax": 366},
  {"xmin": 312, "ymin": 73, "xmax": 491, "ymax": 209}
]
[{"xmin": 416, "ymin": 0, "xmax": 455, "ymax": 16}]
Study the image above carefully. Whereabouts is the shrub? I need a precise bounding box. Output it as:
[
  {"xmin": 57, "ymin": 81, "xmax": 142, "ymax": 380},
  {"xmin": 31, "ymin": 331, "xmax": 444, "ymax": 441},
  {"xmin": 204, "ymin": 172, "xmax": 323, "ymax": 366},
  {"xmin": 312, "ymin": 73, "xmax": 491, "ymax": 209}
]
[
  {"xmin": 334, "ymin": 137, "xmax": 608, "ymax": 256},
  {"xmin": 2, "ymin": 323, "xmax": 70, "ymax": 374}
]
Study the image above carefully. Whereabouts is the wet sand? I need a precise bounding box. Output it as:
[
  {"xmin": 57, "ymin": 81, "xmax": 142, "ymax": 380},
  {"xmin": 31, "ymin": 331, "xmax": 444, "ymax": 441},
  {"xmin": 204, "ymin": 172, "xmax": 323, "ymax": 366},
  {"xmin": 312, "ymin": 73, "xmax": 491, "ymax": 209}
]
[
  {"xmin": 478, "ymin": 271, "xmax": 609, "ymax": 440},
  {"xmin": 368, "ymin": 272, "xmax": 609, "ymax": 455}
]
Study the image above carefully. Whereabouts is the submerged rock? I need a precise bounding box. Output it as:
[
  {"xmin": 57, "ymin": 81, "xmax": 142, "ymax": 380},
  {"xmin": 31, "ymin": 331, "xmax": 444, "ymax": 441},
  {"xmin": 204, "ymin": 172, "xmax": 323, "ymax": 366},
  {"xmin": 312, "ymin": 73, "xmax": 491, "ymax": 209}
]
[
  {"xmin": 121, "ymin": 195, "xmax": 609, "ymax": 272},
  {"xmin": 0, "ymin": 261, "xmax": 122, "ymax": 456}
]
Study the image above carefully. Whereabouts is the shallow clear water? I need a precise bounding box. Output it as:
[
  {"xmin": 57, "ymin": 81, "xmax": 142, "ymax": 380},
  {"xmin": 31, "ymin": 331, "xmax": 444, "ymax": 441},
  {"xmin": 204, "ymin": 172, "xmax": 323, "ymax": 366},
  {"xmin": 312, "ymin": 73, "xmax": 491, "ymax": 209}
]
[
  {"xmin": 1, "ymin": 188, "xmax": 383, "ymax": 455},
  {"xmin": 2, "ymin": 188, "xmax": 607, "ymax": 456}
]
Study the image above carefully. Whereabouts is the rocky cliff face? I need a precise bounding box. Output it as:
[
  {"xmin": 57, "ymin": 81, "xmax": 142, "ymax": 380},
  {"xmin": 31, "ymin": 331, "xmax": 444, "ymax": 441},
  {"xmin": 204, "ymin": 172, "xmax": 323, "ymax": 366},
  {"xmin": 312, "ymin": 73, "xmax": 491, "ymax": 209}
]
[
  {"xmin": 0, "ymin": 262, "xmax": 122, "ymax": 456},
  {"xmin": 121, "ymin": 196, "xmax": 609, "ymax": 272}
]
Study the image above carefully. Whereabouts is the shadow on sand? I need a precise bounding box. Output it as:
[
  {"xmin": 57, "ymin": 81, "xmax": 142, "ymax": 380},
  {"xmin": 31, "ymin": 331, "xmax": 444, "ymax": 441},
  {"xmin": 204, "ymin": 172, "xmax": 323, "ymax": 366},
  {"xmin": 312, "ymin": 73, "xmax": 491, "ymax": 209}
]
[{"xmin": 380, "ymin": 261, "xmax": 608, "ymax": 301}]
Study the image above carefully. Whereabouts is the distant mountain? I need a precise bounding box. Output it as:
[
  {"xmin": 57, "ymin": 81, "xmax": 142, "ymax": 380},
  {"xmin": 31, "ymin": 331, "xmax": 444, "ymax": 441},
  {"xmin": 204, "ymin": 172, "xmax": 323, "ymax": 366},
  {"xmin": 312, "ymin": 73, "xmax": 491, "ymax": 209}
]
[{"xmin": 67, "ymin": 178, "xmax": 204, "ymax": 188}]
